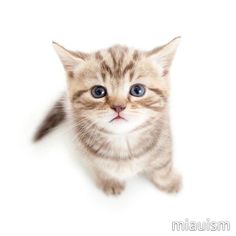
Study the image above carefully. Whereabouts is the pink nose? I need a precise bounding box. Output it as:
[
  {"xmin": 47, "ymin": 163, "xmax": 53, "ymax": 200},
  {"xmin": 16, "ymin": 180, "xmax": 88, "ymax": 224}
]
[{"xmin": 111, "ymin": 105, "xmax": 126, "ymax": 113}]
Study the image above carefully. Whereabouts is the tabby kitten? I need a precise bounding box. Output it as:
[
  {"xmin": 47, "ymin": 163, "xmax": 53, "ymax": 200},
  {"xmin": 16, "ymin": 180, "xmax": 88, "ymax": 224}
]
[{"xmin": 34, "ymin": 37, "xmax": 182, "ymax": 195}]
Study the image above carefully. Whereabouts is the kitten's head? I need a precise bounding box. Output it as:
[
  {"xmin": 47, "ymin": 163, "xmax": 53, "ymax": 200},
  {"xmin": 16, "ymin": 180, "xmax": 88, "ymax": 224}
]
[{"xmin": 53, "ymin": 38, "xmax": 180, "ymax": 134}]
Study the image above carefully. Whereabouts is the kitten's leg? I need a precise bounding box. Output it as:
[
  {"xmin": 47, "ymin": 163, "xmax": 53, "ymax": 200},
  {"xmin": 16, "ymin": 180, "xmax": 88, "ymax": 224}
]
[
  {"xmin": 94, "ymin": 170, "xmax": 125, "ymax": 196},
  {"xmin": 145, "ymin": 159, "xmax": 182, "ymax": 193}
]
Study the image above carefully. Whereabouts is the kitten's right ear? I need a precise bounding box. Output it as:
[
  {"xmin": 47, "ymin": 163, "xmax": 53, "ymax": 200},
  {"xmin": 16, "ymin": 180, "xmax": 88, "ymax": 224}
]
[{"xmin": 52, "ymin": 41, "xmax": 86, "ymax": 74}]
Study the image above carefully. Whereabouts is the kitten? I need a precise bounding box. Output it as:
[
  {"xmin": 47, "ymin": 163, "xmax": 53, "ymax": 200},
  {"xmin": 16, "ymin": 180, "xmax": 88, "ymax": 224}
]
[{"xmin": 34, "ymin": 37, "xmax": 182, "ymax": 195}]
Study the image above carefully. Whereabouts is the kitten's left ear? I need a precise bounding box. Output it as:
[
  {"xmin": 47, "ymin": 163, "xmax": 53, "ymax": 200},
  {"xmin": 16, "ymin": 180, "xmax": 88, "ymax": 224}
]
[{"xmin": 146, "ymin": 36, "xmax": 181, "ymax": 77}]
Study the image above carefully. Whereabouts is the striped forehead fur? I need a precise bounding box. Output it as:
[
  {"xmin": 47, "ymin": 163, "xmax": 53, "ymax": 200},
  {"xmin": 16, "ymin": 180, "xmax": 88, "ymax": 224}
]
[{"xmin": 93, "ymin": 45, "xmax": 141, "ymax": 80}]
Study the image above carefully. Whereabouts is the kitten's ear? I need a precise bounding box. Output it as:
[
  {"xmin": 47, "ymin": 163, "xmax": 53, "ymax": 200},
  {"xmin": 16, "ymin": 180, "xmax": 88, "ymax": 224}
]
[
  {"xmin": 146, "ymin": 36, "xmax": 181, "ymax": 77},
  {"xmin": 52, "ymin": 41, "xmax": 86, "ymax": 74}
]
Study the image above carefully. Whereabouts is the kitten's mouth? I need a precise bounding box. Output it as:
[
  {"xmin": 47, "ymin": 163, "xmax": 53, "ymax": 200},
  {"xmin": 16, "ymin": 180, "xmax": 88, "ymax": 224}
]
[{"xmin": 109, "ymin": 114, "xmax": 127, "ymax": 123}]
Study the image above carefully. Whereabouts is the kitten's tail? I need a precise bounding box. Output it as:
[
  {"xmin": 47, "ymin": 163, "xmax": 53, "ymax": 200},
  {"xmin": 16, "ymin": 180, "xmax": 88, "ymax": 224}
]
[{"xmin": 33, "ymin": 96, "xmax": 66, "ymax": 142}]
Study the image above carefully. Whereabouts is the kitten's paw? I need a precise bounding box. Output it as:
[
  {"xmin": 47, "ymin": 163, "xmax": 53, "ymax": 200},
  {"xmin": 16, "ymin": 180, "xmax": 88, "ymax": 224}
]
[
  {"xmin": 100, "ymin": 180, "xmax": 125, "ymax": 196},
  {"xmin": 157, "ymin": 172, "xmax": 182, "ymax": 193},
  {"xmin": 148, "ymin": 169, "xmax": 182, "ymax": 194}
]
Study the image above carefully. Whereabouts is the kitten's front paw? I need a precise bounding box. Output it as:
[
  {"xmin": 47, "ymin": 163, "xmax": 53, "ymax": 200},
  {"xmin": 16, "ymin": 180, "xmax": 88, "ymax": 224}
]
[
  {"xmin": 99, "ymin": 180, "xmax": 125, "ymax": 196},
  {"xmin": 148, "ymin": 169, "xmax": 182, "ymax": 194},
  {"xmin": 157, "ymin": 172, "xmax": 182, "ymax": 193}
]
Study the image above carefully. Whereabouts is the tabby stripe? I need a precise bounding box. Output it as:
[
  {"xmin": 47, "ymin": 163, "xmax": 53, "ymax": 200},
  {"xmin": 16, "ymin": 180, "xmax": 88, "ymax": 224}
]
[
  {"xmin": 146, "ymin": 106, "xmax": 165, "ymax": 112},
  {"xmin": 108, "ymin": 48, "xmax": 117, "ymax": 69},
  {"xmin": 129, "ymin": 70, "xmax": 135, "ymax": 81},
  {"xmin": 100, "ymin": 71, "xmax": 106, "ymax": 82},
  {"xmin": 115, "ymin": 51, "xmax": 124, "ymax": 78},
  {"xmin": 155, "ymin": 159, "xmax": 172, "ymax": 170},
  {"xmin": 95, "ymin": 51, "xmax": 103, "ymax": 61},
  {"xmin": 149, "ymin": 88, "xmax": 166, "ymax": 99},
  {"xmin": 122, "ymin": 61, "xmax": 134, "ymax": 76},
  {"xmin": 72, "ymin": 89, "xmax": 89, "ymax": 102},
  {"xmin": 101, "ymin": 61, "xmax": 113, "ymax": 77},
  {"xmin": 132, "ymin": 50, "xmax": 140, "ymax": 61}
]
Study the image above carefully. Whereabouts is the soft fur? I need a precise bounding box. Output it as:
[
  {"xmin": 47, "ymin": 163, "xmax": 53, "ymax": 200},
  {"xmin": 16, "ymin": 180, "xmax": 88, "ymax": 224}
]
[{"xmin": 34, "ymin": 37, "xmax": 182, "ymax": 195}]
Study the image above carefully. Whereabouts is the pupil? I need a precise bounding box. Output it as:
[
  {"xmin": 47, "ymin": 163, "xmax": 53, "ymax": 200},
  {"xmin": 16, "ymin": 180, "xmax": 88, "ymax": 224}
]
[
  {"xmin": 96, "ymin": 88, "xmax": 102, "ymax": 95},
  {"xmin": 134, "ymin": 86, "xmax": 141, "ymax": 94}
]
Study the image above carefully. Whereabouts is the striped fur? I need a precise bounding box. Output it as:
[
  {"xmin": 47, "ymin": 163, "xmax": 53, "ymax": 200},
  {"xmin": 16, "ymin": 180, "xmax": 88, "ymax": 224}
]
[
  {"xmin": 34, "ymin": 37, "xmax": 182, "ymax": 195},
  {"xmin": 34, "ymin": 97, "xmax": 65, "ymax": 141}
]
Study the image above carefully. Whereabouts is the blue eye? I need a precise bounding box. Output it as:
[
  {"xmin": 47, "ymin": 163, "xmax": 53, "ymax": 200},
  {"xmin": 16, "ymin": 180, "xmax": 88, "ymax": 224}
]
[
  {"xmin": 91, "ymin": 85, "xmax": 107, "ymax": 98},
  {"xmin": 130, "ymin": 84, "xmax": 146, "ymax": 97}
]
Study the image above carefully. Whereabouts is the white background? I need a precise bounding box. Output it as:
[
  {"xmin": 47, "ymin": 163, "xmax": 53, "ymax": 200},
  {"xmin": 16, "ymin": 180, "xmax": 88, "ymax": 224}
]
[{"xmin": 0, "ymin": 0, "xmax": 235, "ymax": 235}]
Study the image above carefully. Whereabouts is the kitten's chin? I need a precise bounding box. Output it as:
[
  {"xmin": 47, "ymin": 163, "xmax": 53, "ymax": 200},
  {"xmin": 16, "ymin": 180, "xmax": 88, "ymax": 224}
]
[{"xmin": 107, "ymin": 121, "xmax": 135, "ymax": 134}]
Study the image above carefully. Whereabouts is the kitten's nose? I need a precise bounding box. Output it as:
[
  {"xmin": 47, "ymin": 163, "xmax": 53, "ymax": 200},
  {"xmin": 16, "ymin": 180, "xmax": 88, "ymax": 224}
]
[{"xmin": 111, "ymin": 105, "xmax": 126, "ymax": 113}]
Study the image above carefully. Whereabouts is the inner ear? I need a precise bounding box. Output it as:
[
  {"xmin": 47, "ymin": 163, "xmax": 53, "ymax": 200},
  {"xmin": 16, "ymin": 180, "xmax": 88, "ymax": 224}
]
[
  {"xmin": 146, "ymin": 36, "xmax": 181, "ymax": 77},
  {"xmin": 52, "ymin": 42, "xmax": 87, "ymax": 77}
]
